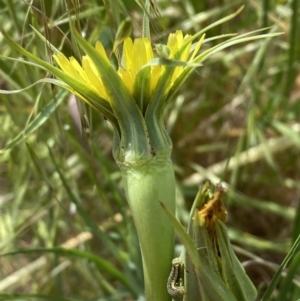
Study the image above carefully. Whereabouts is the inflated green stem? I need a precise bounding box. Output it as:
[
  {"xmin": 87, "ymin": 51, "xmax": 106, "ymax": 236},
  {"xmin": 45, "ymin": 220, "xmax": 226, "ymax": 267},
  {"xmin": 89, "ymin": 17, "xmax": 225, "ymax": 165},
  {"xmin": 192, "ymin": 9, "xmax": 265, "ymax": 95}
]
[{"xmin": 119, "ymin": 155, "xmax": 175, "ymax": 301}]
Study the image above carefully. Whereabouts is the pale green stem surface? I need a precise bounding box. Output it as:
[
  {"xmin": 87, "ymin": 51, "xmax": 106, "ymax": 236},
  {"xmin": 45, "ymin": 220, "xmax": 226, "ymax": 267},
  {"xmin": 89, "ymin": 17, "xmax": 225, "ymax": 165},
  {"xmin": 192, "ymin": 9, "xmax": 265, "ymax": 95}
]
[{"xmin": 119, "ymin": 155, "xmax": 175, "ymax": 301}]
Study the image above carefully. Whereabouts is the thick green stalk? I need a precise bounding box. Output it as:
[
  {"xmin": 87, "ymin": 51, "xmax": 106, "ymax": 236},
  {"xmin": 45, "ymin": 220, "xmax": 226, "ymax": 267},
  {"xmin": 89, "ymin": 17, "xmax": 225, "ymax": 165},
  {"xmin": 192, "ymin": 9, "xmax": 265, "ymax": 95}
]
[{"xmin": 119, "ymin": 155, "xmax": 175, "ymax": 301}]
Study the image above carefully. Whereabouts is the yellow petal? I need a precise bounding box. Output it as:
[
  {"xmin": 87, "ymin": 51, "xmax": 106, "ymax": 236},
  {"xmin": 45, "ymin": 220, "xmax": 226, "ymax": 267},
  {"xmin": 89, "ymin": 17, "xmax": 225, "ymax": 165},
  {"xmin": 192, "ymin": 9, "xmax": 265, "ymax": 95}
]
[
  {"xmin": 95, "ymin": 41, "xmax": 110, "ymax": 63},
  {"xmin": 82, "ymin": 56, "xmax": 109, "ymax": 100},
  {"xmin": 167, "ymin": 33, "xmax": 179, "ymax": 56},
  {"xmin": 121, "ymin": 37, "xmax": 155, "ymax": 93},
  {"xmin": 180, "ymin": 35, "xmax": 192, "ymax": 61},
  {"xmin": 118, "ymin": 68, "xmax": 134, "ymax": 94},
  {"xmin": 150, "ymin": 65, "xmax": 162, "ymax": 92},
  {"xmin": 69, "ymin": 57, "xmax": 89, "ymax": 82},
  {"xmin": 53, "ymin": 53, "xmax": 84, "ymax": 81},
  {"xmin": 132, "ymin": 38, "xmax": 145, "ymax": 78},
  {"xmin": 123, "ymin": 37, "xmax": 134, "ymax": 71},
  {"xmin": 133, "ymin": 38, "xmax": 153, "ymax": 77}
]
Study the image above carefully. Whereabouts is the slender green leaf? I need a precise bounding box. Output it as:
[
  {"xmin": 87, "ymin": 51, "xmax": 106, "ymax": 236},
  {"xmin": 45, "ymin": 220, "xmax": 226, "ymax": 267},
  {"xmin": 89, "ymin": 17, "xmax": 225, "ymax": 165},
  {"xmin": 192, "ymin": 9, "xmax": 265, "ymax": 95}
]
[
  {"xmin": 272, "ymin": 121, "xmax": 300, "ymax": 148},
  {"xmin": 1, "ymin": 247, "xmax": 134, "ymax": 291},
  {"xmin": 0, "ymin": 294, "xmax": 79, "ymax": 301},
  {"xmin": 261, "ymin": 234, "xmax": 300, "ymax": 301},
  {"xmin": 0, "ymin": 89, "xmax": 68, "ymax": 153}
]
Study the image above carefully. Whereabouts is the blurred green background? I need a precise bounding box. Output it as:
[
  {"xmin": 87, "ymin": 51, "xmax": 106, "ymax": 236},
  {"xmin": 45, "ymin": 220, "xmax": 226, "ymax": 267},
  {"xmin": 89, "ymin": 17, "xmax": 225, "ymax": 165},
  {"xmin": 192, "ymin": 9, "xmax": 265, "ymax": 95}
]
[{"xmin": 0, "ymin": 0, "xmax": 300, "ymax": 300}]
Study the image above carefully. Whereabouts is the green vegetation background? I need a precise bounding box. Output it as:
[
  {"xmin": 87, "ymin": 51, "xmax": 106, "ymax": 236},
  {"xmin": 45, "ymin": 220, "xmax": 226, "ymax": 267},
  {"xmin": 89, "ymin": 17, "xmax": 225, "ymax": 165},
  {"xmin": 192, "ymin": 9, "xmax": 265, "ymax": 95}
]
[{"xmin": 0, "ymin": 0, "xmax": 299, "ymax": 300}]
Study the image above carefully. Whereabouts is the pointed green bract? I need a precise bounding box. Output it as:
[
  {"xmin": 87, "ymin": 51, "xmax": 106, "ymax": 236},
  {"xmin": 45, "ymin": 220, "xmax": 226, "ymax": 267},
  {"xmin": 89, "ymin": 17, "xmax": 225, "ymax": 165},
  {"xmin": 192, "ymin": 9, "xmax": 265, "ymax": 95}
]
[
  {"xmin": 217, "ymin": 220, "xmax": 257, "ymax": 301},
  {"xmin": 133, "ymin": 66, "xmax": 152, "ymax": 114},
  {"xmin": 73, "ymin": 29, "xmax": 151, "ymax": 164}
]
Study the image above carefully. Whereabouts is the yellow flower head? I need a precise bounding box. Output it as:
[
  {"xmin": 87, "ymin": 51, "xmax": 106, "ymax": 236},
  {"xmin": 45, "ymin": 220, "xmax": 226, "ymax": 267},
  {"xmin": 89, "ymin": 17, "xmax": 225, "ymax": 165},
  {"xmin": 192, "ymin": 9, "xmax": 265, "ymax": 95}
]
[{"xmin": 53, "ymin": 30, "xmax": 203, "ymax": 104}]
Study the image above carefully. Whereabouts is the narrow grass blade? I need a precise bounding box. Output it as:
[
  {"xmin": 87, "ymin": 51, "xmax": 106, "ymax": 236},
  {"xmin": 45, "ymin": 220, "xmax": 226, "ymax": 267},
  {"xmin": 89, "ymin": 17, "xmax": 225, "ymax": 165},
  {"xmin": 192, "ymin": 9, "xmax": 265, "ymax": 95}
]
[
  {"xmin": 0, "ymin": 89, "xmax": 68, "ymax": 153},
  {"xmin": 275, "ymin": 252, "xmax": 300, "ymax": 301},
  {"xmin": 261, "ymin": 234, "xmax": 300, "ymax": 301},
  {"xmin": 47, "ymin": 145, "xmax": 125, "ymax": 264},
  {"xmin": 272, "ymin": 121, "xmax": 300, "ymax": 148},
  {"xmin": 0, "ymin": 294, "xmax": 79, "ymax": 301},
  {"xmin": 1, "ymin": 247, "xmax": 134, "ymax": 291}
]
